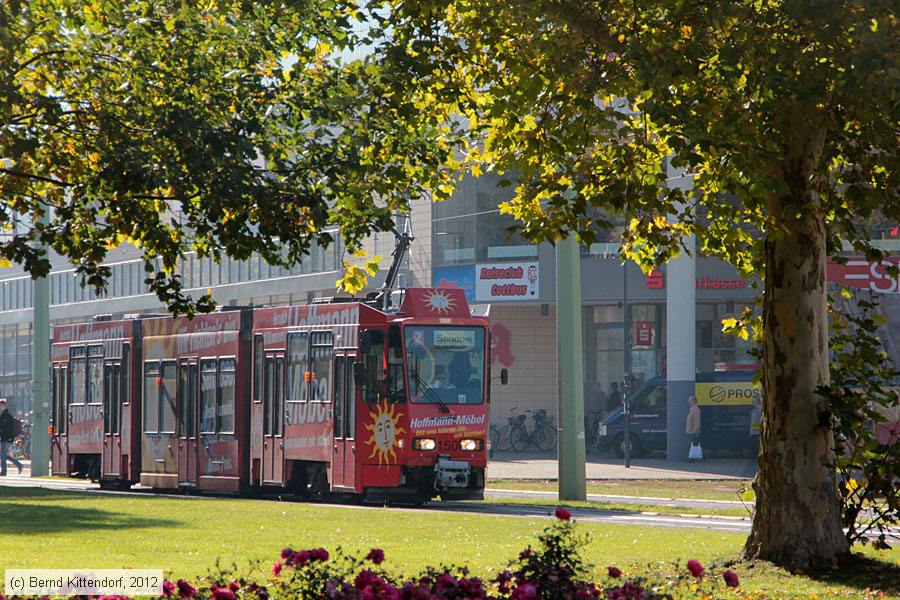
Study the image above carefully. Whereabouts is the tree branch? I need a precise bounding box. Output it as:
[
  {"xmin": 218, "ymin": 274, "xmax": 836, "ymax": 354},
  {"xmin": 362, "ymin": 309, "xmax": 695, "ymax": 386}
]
[{"xmin": 0, "ymin": 168, "xmax": 72, "ymax": 187}]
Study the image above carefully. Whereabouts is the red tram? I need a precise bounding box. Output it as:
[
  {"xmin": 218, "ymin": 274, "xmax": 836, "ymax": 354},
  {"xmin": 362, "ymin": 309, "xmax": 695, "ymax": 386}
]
[{"xmin": 49, "ymin": 288, "xmax": 492, "ymax": 502}]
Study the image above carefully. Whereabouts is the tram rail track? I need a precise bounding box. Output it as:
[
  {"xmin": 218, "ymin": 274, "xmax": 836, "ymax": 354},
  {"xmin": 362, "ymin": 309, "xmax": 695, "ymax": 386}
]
[{"xmin": 1, "ymin": 474, "xmax": 897, "ymax": 541}]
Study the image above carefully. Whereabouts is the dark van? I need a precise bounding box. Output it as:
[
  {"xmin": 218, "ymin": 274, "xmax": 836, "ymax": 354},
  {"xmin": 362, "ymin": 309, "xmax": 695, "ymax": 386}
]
[{"xmin": 595, "ymin": 370, "xmax": 760, "ymax": 457}]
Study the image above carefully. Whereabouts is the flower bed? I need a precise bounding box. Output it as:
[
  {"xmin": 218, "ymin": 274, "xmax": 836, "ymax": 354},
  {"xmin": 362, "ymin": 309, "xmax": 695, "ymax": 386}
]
[{"xmin": 1, "ymin": 510, "xmax": 741, "ymax": 600}]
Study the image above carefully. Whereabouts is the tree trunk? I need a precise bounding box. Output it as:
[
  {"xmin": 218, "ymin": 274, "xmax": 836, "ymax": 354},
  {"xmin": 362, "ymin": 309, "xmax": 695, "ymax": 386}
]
[{"xmin": 744, "ymin": 154, "xmax": 850, "ymax": 568}]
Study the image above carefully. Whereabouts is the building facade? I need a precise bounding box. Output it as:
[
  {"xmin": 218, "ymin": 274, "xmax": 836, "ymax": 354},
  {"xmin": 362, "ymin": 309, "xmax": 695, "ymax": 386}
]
[{"xmin": 1, "ymin": 178, "xmax": 898, "ymax": 433}]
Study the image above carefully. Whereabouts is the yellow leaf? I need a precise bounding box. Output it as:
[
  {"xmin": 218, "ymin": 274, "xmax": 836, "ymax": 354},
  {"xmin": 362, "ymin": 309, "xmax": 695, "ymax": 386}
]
[
  {"xmin": 522, "ymin": 115, "xmax": 537, "ymax": 131},
  {"xmin": 0, "ymin": 259, "xmax": 12, "ymax": 268},
  {"xmin": 681, "ymin": 25, "xmax": 693, "ymax": 38}
]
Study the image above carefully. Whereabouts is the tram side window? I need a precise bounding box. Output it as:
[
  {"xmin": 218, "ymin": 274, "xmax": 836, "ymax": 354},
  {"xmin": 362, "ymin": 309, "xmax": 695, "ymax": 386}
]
[
  {"xmin": 310, "ymin": 331, "xmax": 333, "ymax": 402},
  {"xmin": 87, "ymin": 346, "xmax": 104, "ymax": 405},
  {"xmin": 333, "ymin": 357, "xmax": 344, "ymax": 438},
  {"xmin": 69, "ymin": 348, "xmax": 87, "ymax": 405},
  {"xmin": 52, "ymin": 366, "xmax": 68, "ymax": 434},
  {"xmin": 360, "ymin": 330, "xmax": 384, "ymax": 403},
  {"xmin": 218, "ymin": 358, "xmax": 236, "ymax": 434},
  {"xmin": 285, "ymin": 332, "xmax": 308, "ymax": 402},
  {"xmin": 143, "ymin": 362, "xmax": 160, "ymax": 433},
  {"xmin": 160, "ymin": 361, "xmax": 177, "ymax": 434},
  {"xmin": 387, "ymin": 325, "xmax": 406, "ymax": 402},
  {"xmin": 51, "ymin": 366, "xmax": 58, "ymax": 430},
  {"xmin": 122, "ymin": 344, "xmax": 131, "ymax": 405},
  {"xmin": 200, "ymin": 359, "xmax": 217, "ymax": 434},
  {"xmin": 178, "ymin": 363, "xmax": 198, "ymax": 438},
  {"xmin": 103, "ymin": 363, "xmax": 120, "ymax": 434},
  {"xmin": 253, "ymin": 334, "xmax": 264, "ymax": 403}
]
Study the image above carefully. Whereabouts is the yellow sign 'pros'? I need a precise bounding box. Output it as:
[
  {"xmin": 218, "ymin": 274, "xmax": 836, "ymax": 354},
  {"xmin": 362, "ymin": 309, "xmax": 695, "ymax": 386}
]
[{"xmin": 695, "ymin": 381, "xmax": 761, "ymax": 406}]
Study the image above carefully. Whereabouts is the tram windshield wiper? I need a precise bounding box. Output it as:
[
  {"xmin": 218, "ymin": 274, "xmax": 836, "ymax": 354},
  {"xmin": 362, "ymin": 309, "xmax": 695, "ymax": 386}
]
[{"xmin": 411, "ymin": 361, "xmax": 450, "ymax": 413}]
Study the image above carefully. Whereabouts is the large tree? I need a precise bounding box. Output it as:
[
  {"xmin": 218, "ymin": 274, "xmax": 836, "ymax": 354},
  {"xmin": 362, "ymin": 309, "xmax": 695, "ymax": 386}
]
[
  {"xmin": 370, "ymin": 0, "xmax": 898, "ymax": 569},
  {"xmin": 1, "ymin": 0, "xmax": 458, "ymax": 312}
]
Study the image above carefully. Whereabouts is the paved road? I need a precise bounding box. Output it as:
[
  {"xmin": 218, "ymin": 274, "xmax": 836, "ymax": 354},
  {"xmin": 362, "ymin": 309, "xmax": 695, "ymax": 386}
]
[
  {"xmin": 485, "ymin": 488, "xmax": 751, "ymax": 513},
  {"xmin": 488, "ymin": 451, "xmax": 757, "ymax": 480}
]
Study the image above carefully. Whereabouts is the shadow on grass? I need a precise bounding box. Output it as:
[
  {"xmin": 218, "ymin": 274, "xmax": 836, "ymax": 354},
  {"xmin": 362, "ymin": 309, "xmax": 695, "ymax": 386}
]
[
  {"xmin": 806, "ymin": 553, "xmax": 900, "ymax": 596},
  {"xmin": 0, "ymin": 487, "xmax": 179, "ymax": 535}
]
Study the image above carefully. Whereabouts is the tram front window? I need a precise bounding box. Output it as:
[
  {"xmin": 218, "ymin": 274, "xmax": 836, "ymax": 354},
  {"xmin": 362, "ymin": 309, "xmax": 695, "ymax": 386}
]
[{"xmin": 404, "ymin": 326, "xmax": 486, "ymax": 405}]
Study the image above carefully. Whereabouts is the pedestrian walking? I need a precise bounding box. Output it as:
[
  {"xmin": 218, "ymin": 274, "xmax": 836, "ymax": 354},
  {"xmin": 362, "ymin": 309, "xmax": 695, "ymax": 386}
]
[
  {"xmin": 607, "ymin": 382, "xmax": 622, "ymax": 413},
  {"xmin": 0, "ymin": 398, "xmax": 24, "ymax": 475},
  {"xmin": 685, "ymin": 395, "xmax": 702, "ymax": 462}
]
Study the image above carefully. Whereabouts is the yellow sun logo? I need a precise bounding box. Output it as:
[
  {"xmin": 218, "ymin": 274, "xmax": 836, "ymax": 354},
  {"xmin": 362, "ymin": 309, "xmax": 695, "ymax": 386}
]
[
  {"xmin": 425, "ymin": 290, "xmax": 456, "ymax": 314},
  {"xmin": 365, "ymin": 399, "xmax": 406, "ymax": 465}
]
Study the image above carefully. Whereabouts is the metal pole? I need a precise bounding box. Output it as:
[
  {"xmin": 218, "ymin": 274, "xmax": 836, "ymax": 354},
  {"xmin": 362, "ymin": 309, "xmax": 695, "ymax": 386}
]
[
  {"xmin": 30, "ymin": 210, "xmax": 50, "ymax": 477},
  {"xmin": 556, "ymin": 235, "xmax": 586, "ymax": 500},
  {"xmin": 623, "ymin": 259, "xmax": 630, "ymax": 468}
]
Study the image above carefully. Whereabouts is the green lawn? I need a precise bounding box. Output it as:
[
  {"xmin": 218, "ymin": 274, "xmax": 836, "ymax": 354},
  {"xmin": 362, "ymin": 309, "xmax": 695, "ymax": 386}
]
[
  {"xmin": 488, "ymin": 478, "xmax": 756, "ymax": 502},
  {"xmin": 1, "ymin": 487, "xmax": 897, "ymax": 598}
]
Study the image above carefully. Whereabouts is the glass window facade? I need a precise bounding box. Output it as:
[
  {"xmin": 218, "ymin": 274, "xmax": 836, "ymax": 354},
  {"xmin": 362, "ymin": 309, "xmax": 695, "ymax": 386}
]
[{"xmin": 433, "ymin": 173, "xmax": 535, "ymax": 266}]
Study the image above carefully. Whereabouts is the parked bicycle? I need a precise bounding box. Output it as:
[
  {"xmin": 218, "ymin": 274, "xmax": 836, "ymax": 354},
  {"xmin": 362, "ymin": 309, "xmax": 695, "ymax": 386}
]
[
  {"xmin": 509, "ymin": 408, "xmax": 556, "ymax": 452},
  {"xmin": 12, "ymin": 422, "xmax": 31, "ymax": 460},
  {"xmin": 490, "ymin": 413, "xmax": 516, "ymax": 453}
]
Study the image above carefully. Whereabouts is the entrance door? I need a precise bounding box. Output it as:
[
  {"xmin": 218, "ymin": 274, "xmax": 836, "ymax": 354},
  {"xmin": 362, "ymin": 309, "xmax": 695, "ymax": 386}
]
[
  {"xmin": 332, "ymin": 354, "xmax": 356, "ymax": 489},
  {"xmin": 262, "ymin": 353, "xmax": 285, "ymax": 484},
  {"xmin": 177, "ymin": 360, "xmax": 199, "ymax": 486},
  {"xmin": 102, "ymin": 361, "xmax": 122, "ymax": 477},
  {"xmin": 51, "ymin": 365, "xmax": 69, "ymax": 475}
]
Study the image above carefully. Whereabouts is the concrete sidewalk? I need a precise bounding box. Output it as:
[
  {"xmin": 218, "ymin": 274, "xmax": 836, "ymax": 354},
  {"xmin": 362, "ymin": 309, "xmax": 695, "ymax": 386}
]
[{"xmin": 487, "ymin": 451, "xmax": 756, "ymax": 480}]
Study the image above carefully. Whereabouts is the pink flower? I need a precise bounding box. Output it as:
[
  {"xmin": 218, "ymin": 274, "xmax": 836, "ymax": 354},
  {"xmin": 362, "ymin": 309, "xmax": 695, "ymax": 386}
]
[
  {"xmin": 366, "ymin": 548, "xmax": 385, "ymax": 565},
  {"xmin": 511, "ymin": 583, "xmax": 538, "ymax": 600},
  {"xmin": 309, "ymin": 547, "xmax": 330, "ymax": 562},
  {"xmin": 686, "ymin": 559, "xmax": 704, "ymax": 578},
  {"xmin": 228, "ymin": 581, "xmax": 240, "ymax": 593},
  {"xmin": 162, "ymin": 580, "xmax": 176, "ymax": 598},
  {"xmin": 607, "ymin": 566, "xmax": 622, "ymax": 578},
  {"xmin": 176, "ymin": 580, "xmax": 197, "ymax": 599},
  {"xmin": 554, "ymin": 507, "xmax": 572, "ymax": 521},
  {"xmin": 211, "ymin": 587, "xmax": 236, "ymax": 600},
  {"xmin": 723, "ymin": 570, "xmax": 739, "ymax": 587},
  {"xmin": 280, "ymin": 547, "xmax": 294, "ymax": 560},
  {"xmin": 272, "ymin": 561, "xmax": 282, "ymax": 576}
]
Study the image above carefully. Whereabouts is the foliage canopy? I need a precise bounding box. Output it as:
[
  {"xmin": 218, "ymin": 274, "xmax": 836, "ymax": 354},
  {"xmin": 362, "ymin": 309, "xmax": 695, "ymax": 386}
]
[{"xmin": 1, "ymin": 0, "xmax": 456, "ymax": 312}]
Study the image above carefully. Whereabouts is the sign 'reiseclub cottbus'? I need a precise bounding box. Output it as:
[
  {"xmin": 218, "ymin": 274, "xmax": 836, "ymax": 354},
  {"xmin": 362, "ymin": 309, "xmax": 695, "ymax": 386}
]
[{"xmin": 475, "ymin": 262, "xmax": 539, "ymax": 302}]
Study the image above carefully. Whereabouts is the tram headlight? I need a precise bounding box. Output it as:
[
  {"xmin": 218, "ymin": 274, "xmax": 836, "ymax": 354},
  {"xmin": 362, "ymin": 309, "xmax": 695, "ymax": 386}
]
[
  {"xmin": 459, "ymin": 438, "xmax": 482, "ymax": 452},
  {"xmin": 414, "ymin": 438, "xmax": 436, "ymax": 451},
  {"xmin": 597, "ymin": 425, "xmax": 607, "ymax": 437}
]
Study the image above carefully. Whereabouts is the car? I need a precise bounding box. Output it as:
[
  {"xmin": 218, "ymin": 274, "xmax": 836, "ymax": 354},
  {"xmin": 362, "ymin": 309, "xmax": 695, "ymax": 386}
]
[{"xmin": 596, "ymin": 370, "xmax": 760, "ymax": 457}]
